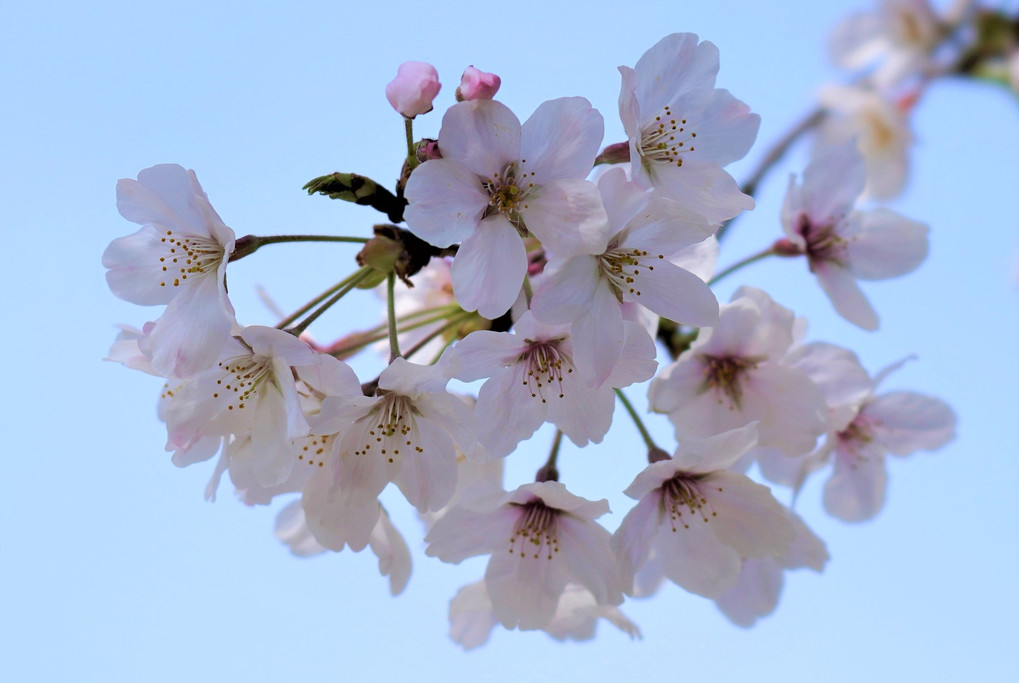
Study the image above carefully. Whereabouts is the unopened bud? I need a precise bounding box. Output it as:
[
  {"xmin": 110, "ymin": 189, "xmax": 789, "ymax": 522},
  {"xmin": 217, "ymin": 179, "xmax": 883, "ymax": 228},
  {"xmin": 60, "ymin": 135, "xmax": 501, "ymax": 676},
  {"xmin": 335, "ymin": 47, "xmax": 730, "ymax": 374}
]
[
  {"xmin": 386, "ymin": 61, "xmax": 441, "ymax": 118},
  {"xmin": 415, "ymin": 138, "xmax": 442, "ymax": 163},
  {"xmin": 356, "ymin": 231, "xmax": 403, "ymax": 288},
  {"xmin": 455, "ymin": 66, "xmax": 501, "ymax": 101}
]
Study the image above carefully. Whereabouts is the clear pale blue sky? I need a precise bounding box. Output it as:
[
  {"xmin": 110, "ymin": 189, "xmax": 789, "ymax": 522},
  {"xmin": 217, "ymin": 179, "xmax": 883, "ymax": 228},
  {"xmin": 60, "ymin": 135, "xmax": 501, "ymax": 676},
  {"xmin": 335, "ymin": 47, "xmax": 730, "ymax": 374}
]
[{"xmin": 2, "ymin": 1, "xmax": 1017, "ymax": 681}]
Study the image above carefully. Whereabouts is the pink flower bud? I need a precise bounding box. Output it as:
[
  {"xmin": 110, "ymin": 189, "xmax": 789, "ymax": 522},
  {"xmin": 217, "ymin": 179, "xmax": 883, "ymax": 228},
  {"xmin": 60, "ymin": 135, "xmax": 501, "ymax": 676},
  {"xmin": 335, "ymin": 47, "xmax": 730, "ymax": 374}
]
[
  {"xmin": 386, "ymin": 61, "xmax": 441, "ymax": 118},
  {"xmin": 455, "ymin": 66, "xmax": 501, "ymax": 101}
]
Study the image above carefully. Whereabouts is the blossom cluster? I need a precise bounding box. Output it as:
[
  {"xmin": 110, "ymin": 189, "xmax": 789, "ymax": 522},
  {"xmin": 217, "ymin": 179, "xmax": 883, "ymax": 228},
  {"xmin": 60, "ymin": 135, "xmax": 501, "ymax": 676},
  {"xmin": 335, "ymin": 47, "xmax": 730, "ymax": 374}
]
[{"xmin": 99, "ymin": 1, "xmax": 1006, "ymax": 646}]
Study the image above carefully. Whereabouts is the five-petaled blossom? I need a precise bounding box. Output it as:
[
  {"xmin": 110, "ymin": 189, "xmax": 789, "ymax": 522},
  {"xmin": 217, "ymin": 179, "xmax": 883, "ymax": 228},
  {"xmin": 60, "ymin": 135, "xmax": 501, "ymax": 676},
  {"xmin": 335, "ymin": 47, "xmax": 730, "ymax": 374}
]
[
  {"xmin": 426, "ymin": 481, "xmax": 622, "ymax": 630},
  {"xmin": 612, "ymin": 425, "xmax": 796, "ymax": 599},
  {"xmin": 404, "ymin": 97, "xmax": 607, "ymax": 318},
  {"xmin": 103, "ymin": 164, "xmax": 237, "ymax": 377},
  {"xmin": 780, "ymin": 139, "xmax": 928, "ymax": 330},
  {"xmin": 619, "ymin": 32, "xmax": 760, "ymax": 223}
]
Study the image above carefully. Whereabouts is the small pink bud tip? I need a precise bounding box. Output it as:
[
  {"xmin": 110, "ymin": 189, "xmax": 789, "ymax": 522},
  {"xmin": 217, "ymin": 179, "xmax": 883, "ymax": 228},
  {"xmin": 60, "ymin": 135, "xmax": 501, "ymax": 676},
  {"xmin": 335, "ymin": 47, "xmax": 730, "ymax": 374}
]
[
  {"xmin": 386, "ymin": 61, "xmax": 441, "ymax": 118},
  {"xmin": 455, "ymin": 65, "xmax": 501, "ymax": 101}
]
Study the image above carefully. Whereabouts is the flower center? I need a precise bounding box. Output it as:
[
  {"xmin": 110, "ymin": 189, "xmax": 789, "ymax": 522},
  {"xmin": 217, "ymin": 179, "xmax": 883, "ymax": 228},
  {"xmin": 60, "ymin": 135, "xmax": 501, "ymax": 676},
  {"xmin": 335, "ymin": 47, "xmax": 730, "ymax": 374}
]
[
  {"xmin": 701, "ymin": 355, "xmax": 759, "ymax": 410},
  {"xmin": 519, "ymin": 338, "xmax": 573, "ymax": 404},
  {"xmin": 353, "ymin": 393, "xmax": 422, "ymax": 465},
  {"xmin": 211, "ymin": 353, "xmax": 273, "ymax": 412},
  {"xmin": 661, "ymin": 475, "xmax": 718, "ymax": 530},
  {"xmin": 638, "ymin": 105, "xmax": 696, "ymax": 169},
  {"xmin": 795, "ymin": 212, "xmax": 847, "ymax": 269},
  {"xmin": 481, "ymin": 162, "xmax": 535, "ymax": 231},
  {"xmin": 508, "ymin": 500, "xmax": 560, "ymax": 560},
  {"xmin": 598, "ymin": 245, "xmax": 665, "ymax": 301},
  {"xmin": 157, "ymin": 229, "xmax": 224, "ymax": 289}
]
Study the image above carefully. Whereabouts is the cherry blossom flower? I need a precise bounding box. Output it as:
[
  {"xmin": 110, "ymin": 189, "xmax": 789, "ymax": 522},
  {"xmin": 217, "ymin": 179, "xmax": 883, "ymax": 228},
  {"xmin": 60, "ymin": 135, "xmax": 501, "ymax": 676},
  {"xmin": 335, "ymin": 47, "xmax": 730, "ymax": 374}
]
[
  {"xmin": 385, "ymin": 61, "xmax": 441, "ymax": 118},
  {"xmin": 818, "ymin": 361, "xmax": 956, "ymax": 522},
  {"xmin": 450, "ymin": 311, "xmax": 656, "ymax": 458},
  {"xmin": 447, "ymin": 580, "xmax": 640, "ymax": 650},
  {"xmin": 160, "ymin": 325, "xmax": 335, "ymax": 487},
  {"xmin": 780, "ymin": 140, "xmax": 929, "ymax": 330},
  {"xmin": 618, "ymin": 32, "xmax": 760, "ymax": 223},
  {"xmin": 426, "ymin": 481, "xmax": 622, "ymax": 630},
  {"xmin": 817, "ymin": 85, "xmax": 914, "ymax": 199},
  {"xmin": 648, "ymin": 287, "xmax": 828, "ymax": 457},
  {"xmin": 103, "ymin": 164, "xmax": 237, "ymax": 377},
  {"xmin": 713, "ymin": 510, "xmax": 828, "ymax": 627},
  {"xmin": 829, "ymin": 0, "xmax": 944, "ymax": 87},
  {"xmin": 531, "ymin": 167, "xmax": 718, "ymax": 386},
  {"xmin": 274, "ymin": 500, "xmax": 411, "ymax": 595},
  {"xmin": 611, "ymin": 425, "xmax": 796, "ymax": 599},
  {"xmin": 302, "ymin": 357, "xmax": 476, "ymax": 551},
  {"xmin": 404, "ymin": 98, "xmax": 607, "ymax": 318}
]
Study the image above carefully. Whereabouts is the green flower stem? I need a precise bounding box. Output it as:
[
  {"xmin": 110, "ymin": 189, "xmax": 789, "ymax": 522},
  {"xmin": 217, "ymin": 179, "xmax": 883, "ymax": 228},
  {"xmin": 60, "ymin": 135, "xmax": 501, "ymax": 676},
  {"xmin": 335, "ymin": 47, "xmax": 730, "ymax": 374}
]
[
  {"xmin": 327, "ymin": 308, "xmax": 468, "ymax": 359},
  {"xmin": 404, "ymin": 118, "xmax": 419, "ymax": 171},
  {"xmin": 229, "ymin": 234, "xmax": 369, "ymax": 262},
  {"xmin": 288, "ymin": 267, "xmax": 374, "ymax": 336},
  {"xmin": 614, "ymin": 389, "xmax": 658, "ymax": 451},
  {"xmin": 387, "ymin": 273, "xmax": 402, "ymax": 362},
  {"xmin": 708, "ymin": 246, "xmax": 777, "ymax": 286}
]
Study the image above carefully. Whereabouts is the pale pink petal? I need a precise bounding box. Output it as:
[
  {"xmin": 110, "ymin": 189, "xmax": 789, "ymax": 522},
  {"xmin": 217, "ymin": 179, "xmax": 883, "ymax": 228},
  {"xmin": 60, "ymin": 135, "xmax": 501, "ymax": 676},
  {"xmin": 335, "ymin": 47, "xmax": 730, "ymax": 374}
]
[
  {"xmin": 450, "ymin": 214, "xmax": 527, "ymax": 319},
  {"xmin": 520, "ymin": 97, "xmax": 603, "ymax": 184},
  {"xmin": 844, "ymin": 208, "xmax": 928, "ymax": 280},
  {"xmin": 814, "ymin": 261, "xmax": 880, "ymax": 331},
  {"xmin": 626, "ymin": 259, "xmax": 718, "ymax": 327},
  {"xmin": 631, "ymin": 33, "xmax": 719, "ymax": 112},
  {"xmin": 392, "ymin": 416, "xmax": 457, "ymax": 512},
  {"xmin": 437, "ymin": 99, "xmax": 521, "ymax": 178},
  {"xmin": 656, "ymin": 514, "xmax": 742, "ymax": 599},
  {"xmin": 523, "ymin": 178, "xmax": 609, "ymax": 256},
  {"xmin": 116, "ymin": 164, "xmax": 213, "ymax": 234},
  {"xmin": 449, "ymin": 330, "xmax": 525, "ymax": 381},
  {"xmin": 702, "ymin": 471, "xmax": 796, "ymax": 559},
  {"xmin": 302, "ymin": 469, "xmax": 383, "ymax": 552},
  {"xmin": 475, "ymin": 367, "xmax": 548, "ymax": 459},
  {"xmin": 646, "ymin": 160, "xmax": 753, "ymax": 224},
  {"xmin": 611, "ymin": 493, "xmax": 662, "ymax": 593},
  {"xmin": 448, "ymin": 581, "xmax": 497, "ymax": 650},
  {"xmin": 530, "ymin": 254, "xmax": 600, "ymax": 325},
  {"xmin": 425, "ymin": 504, "xmax": 517, "ymax": 563},
  {"xmin": 546, "ymin": 377, "xmax": 614, "ymax": 448},
  {"xmin": 485, "ymin": 541, "xmax": 571, "ymax": 630},
  {"xmin": 570, "ymin": 280, "xmax": 624, "ymax": 388},
  {"xmin": 369, "ymin": 508, "xmax": 412, "ymax": 595},
  {"xmin": 801, "ymin": 139, "xmax": 867, "ymax": 222},
  {"xmin": 403, "ymin": 159, "xmax": 489, "ymax": 247},
  {"xmin": 740, "ymin": 363, "xmax": 828, "ymax": 457},
  {"xmin": 678, "ymin": 87, "xmax": 760, "ymax": 166},
  {"xmin": 866, "ymin": 391, "xmax": 956, "ymax": 455},
  {"xmin": 556, "ymin": 516, "xmax": 622, "ymax": 607},
  {"xmin": 823, "ymin": 446, "xmax": 888, "ymax": 522},
  {"xmin": 714, "ymin": 558, "xmax": 783, "ymax": 628}
]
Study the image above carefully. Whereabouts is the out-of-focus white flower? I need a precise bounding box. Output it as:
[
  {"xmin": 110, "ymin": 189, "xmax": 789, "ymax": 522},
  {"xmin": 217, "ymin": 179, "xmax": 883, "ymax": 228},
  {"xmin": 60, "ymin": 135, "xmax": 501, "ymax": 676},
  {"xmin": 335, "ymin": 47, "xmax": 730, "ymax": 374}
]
[
  {"xmin": 426, "ymin": 481, "xmax": 622, "ymax": 630},
  {"xmin": 816, "ymin": 85, "xmax": 914, "ymax": 199},
  {"xmin": 404, "ymin": 98, "xmax": 606, "ymax": 318},
  {"xmin": 829, "ymin": 0, "xmax": 945, "ymax": 87},
  {"xmin": 618, "ymin": 32, "xmax": 759, "ymax": 223},
  {"xmin": 780, "ymin": 140, "xmax": 929, "ymax": 330},
  {"xmin": 103, "ymin": 164, "xmax": 236, "ymax": 377},
  {"xmin": 611, "ymin": 426, "xmax": 796, "ymax": 599}
]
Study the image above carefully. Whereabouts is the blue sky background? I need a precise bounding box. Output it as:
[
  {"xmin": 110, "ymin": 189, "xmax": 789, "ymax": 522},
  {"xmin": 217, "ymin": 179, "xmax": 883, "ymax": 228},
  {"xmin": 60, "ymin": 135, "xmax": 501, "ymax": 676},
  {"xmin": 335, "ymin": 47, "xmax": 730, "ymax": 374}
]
[{"xmin": 2, "ymin": 1, "xmax": 1017, "ymax": 680}]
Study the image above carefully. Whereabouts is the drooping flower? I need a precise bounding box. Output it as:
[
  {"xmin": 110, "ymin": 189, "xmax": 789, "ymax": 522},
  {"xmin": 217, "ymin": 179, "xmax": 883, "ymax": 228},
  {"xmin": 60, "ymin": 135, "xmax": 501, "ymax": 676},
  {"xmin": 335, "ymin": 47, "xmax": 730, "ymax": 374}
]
[
  {"xmin": 301, "ymin": 356, "xmax": 476, "ymax": 552},
  {"xmin": 531, "ymin": 167, "xmax": 718, "ymax": 386},
  {"xmin": 450, "ymin": 311, "xmax": 656, "ymax": 458},
  {"xmin": 611, "ymin": 425, "xmax": 796, "ymax": 599},
  {"xmin": 447, "ymin": 580, "xmax": 640, "ymax": 650},
  {"xmin": 404, "ymin": 97, "xmax": 607, "ymax": 318},
  {"xmin": 160, "ymin": 325, "xmax": 335, "ymax": 487},
  {"xmin": 274, "ymin": 500, "xmax": 411, "ymax": 595},
  {"xmin": 426, "ymin": 481, "xmax": 622, "ymax": 630},
  {"xmin": 618, "ymin": 32, "xmax": 760, "ymax": 223},
  {"xmin": 386, "ymin": 61, "xmax": 441, "ymax": 118},
  {"xmin": 103, "ymin": 164, "xmax": 237, "ymax": 377},
  {"xmin": 780, "ymin": 140, "xmax": 929, "ymax": 330},
  {"xmin": 648, "ymin": 286, "xmax": 828, "ymax": 457}
]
